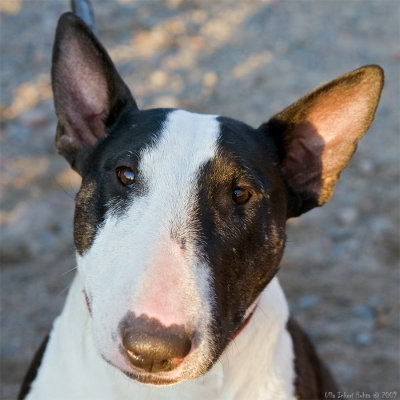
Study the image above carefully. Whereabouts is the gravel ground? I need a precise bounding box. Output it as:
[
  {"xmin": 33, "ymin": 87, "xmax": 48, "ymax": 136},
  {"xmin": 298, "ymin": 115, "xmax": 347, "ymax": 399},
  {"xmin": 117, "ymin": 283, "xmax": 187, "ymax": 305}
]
[{"xmin": 1, "ymin": 0, "xmax": 399, "ymax": 399}]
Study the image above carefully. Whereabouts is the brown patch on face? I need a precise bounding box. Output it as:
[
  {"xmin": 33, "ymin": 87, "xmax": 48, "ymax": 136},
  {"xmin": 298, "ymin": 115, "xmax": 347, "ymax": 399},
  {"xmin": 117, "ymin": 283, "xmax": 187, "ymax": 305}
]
[{"xmin": 74, "ymin": 179, "xmax": 98, "ymax": 254}]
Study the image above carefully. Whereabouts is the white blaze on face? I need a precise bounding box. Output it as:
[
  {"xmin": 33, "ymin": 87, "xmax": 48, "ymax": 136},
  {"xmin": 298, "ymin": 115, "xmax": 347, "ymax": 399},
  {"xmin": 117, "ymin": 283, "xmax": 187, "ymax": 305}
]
[{"xmin": 76, "ymin": 110, "xmax": 220, "ymax": 374}]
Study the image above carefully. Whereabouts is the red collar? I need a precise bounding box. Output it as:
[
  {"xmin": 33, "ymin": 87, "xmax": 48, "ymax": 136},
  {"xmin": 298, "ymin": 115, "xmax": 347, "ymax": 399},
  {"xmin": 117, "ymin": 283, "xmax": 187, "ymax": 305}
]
[{"xmin": 232, "ymin": 303, "xmax": 258, "ymax": 341}]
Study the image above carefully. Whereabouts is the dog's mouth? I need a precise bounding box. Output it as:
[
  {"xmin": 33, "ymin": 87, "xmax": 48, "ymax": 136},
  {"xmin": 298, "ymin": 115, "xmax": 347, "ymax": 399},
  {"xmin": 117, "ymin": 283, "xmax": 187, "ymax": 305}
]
[
  {"xmin": 119, "ymin": 362, "xmax": 189, "ymax": 386},
  {"xmin": 110, "ymin": 302, "xmax": 259, "ymax": 386},
  {"xmin": 87, "ymin": 283, "xmax": 259, "ymax": 386}
]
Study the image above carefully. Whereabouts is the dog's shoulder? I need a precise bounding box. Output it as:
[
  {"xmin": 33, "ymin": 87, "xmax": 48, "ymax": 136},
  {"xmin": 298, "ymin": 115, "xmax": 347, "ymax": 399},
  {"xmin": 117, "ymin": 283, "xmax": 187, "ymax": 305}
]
[
  {"xmin": 18, "ymin": 334, "xmax": 50, "ymax": 400},
  {"xmin": 287, "ymin": 316, "xmax": 339, "ymax": 399}
]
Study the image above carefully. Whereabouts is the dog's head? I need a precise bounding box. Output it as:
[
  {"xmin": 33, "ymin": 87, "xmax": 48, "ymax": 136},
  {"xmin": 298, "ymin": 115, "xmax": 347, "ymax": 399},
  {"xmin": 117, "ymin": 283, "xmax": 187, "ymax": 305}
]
[{"xmin": 52, "ymin": 13, "xmax": 383, "ymax": 385}]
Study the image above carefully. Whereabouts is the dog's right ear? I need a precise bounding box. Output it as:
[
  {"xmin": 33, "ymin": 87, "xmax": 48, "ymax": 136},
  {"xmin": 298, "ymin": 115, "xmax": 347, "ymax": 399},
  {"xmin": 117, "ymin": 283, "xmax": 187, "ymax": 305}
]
[
  {"xmin": 52, "ymin": 12, "xmax": 136, "ymax": 172},
  {"xmin": 259, "ymin": 65, "xmax": 383, "ymax": 218}
]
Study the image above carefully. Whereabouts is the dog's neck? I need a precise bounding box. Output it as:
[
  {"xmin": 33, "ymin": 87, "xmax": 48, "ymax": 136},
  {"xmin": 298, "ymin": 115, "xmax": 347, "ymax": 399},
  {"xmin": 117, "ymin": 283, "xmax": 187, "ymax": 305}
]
[
  {"xmin": 27, "ymin": 275, "xmax": 295, "ymax": 400},
  {"xmin": 208, "ymin": 277, "xmax": 295, "ymax": 399}
]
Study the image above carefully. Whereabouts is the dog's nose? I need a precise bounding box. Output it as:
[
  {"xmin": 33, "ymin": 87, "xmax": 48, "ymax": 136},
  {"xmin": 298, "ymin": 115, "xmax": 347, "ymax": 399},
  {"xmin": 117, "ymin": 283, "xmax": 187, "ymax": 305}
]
[{"xmin": 119, "ymin": 313, "xmax": 192, "ymax": 373}]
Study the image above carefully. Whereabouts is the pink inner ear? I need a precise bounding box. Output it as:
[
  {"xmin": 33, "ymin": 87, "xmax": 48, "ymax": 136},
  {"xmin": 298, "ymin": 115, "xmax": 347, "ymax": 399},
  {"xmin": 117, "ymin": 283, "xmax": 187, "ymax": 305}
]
[
  {"xmin": 307, "ymin": 86, "xmax": 371, "ymax": 172},
  {"xmin": 58, "ymin": 36, "xmax": 110, "ymax": 145},
  {"xmin": 283, "ymin": 80, "xmax": 376, "ymax": 205}
]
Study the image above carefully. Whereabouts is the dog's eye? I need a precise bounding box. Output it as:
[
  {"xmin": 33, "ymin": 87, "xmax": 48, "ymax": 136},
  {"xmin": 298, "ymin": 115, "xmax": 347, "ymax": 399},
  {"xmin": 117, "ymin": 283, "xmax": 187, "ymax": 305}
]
[
  {"xmin": 116, "ymin": 166, "xmax": 135, "ymax": 188},
  {"xmin": 232, "ymin": 187, "xmax": 251, "ymax": 205}
]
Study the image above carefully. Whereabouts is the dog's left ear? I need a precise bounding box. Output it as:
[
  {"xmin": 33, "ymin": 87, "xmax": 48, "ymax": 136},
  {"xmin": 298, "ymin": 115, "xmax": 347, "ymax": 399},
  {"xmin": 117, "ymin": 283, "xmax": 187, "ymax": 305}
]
[
  {"xmin": 259, "ymin": 65, "xmax": 384, "ymax": 217},
  {"xmin": 51, "ymin": 12, "xmax": 136, "ymax": 172}
]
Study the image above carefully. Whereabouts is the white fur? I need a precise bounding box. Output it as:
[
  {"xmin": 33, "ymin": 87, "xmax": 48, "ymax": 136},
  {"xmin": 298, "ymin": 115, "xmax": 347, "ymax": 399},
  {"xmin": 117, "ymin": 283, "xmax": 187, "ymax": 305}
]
[
  {"xmin": 77, "ymin": 110, "xmax": 221, "ymax": 380},
  {"xmin": 27, "ymin": 275, "xmax": 295, "ymax": 400}
]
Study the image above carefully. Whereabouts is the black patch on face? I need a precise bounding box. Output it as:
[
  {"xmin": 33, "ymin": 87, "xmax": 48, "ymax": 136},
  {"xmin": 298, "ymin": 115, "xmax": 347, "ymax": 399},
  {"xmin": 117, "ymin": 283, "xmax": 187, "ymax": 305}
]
[
  {"xmin": 74, "ymin": 108, "xmax": 173, "ymax": 254},
  {"xmin": 195, "ymin": 116, "xmax": 289, "ymax": 367}
]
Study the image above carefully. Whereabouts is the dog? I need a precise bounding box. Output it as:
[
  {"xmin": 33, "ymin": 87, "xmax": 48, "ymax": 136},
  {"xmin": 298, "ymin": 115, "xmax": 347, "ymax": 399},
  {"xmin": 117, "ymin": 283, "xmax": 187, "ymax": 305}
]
[{"xmin": 19, "ymin": 2, "xmax": 383, "ymax": 399}]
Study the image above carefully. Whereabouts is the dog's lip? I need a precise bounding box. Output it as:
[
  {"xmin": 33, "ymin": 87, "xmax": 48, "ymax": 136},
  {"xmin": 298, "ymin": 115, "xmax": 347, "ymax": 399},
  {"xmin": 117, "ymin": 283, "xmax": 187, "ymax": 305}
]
[
  {"xmin": 120, "ymin": 368, "xmax": 182, "ymax": 386},
  {"xmin": 119, "ymin": 361, "xmax": 186, "ymax": 386},
  {"xmin": 102, "ymin": 350, "xmax": 184, "ymax": 385}
]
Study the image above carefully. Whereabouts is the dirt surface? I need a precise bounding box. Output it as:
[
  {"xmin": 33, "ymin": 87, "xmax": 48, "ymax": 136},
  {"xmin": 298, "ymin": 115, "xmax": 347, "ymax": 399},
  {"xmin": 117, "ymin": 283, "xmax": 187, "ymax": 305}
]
[{"xmin": 1, "ymin": 0, "xmax": 399, "ymax": 398}]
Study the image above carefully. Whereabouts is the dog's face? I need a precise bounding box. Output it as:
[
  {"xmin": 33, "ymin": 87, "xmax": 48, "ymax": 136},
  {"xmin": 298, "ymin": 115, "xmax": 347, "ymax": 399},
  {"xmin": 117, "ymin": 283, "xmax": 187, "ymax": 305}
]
[
  {"xmin": 52, "ymin": 13, "xmax": 383, "ymax": 385},
  {"xmin": 74, "ymin": 108, "xmax": 288, "ymax": 383}
]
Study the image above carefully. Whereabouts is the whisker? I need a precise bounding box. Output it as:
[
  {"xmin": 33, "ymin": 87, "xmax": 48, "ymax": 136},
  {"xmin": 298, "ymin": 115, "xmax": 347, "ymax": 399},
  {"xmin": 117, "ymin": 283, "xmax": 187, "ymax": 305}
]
[{"xmin": 60, "ymin": 266, "xmax": 78, "ymax": 276}]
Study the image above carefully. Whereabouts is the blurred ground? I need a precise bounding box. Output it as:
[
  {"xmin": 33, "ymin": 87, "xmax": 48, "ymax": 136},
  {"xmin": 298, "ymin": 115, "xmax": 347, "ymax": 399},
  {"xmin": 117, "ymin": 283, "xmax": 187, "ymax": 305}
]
[{"xmin": 0, "ymin": 0, "xmax": 399, "ymax": 398}]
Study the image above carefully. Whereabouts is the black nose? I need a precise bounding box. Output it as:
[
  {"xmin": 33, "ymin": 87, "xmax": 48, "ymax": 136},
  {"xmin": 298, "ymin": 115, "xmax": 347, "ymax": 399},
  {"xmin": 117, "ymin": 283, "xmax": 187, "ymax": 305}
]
[{"xmin": 119, "ymin": 313, "xmax": 192, "ymax": 373}]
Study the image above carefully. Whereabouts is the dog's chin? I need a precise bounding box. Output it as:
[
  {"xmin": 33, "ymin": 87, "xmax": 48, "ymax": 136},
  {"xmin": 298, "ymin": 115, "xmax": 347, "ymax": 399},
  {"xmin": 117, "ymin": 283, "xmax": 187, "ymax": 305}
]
[
  {"xmin": 102, "ymin": 352, "xmax": 209, "ymax": 387},
  {"xmin": 120, "ymin": 369, "xmax": 185, "ymax": 386}
]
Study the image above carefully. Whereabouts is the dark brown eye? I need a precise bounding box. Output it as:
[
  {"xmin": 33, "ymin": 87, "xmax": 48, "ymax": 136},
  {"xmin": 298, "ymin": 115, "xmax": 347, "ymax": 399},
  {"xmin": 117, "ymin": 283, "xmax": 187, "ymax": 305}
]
[
  {"xmin": 232, "ymin": 187, "xmax": 251, "ymax": 205},
  {"xmin": 116, "ymin": 167, "xmax": 135, "ymax": 188}
]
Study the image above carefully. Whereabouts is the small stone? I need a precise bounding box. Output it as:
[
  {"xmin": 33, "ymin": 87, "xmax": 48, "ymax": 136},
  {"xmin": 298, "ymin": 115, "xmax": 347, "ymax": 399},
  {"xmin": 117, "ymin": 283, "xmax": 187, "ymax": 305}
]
[
  {"xmin": 202, "ymin": 71, "xmax": 218, "ymax": 88},
  {"xmin": 166, "ymin": 0, "xmax": 184, "ymax": 8},
  {"xmin": 368, "ymin": 296, "xmax": 381, "ymax": 308},
  {"xmin": 337, "ymin": 207, "xmax": 358, "ymax": 226},
  {"xmin": 358, "ymin": 159, "xmax": 374, "ymax": 175},
  {"xmin": 298, "ymin": 294, "xmax": 320, "ymax": 310},
  {"xmin": 150, "ymin": 70, "xmax": 168, "ymax": 88},
  {"xmin": 352, "ymin": 305, "xmax": 374, "ymax": 320},
  {"xmin": 355, "ymin": 332, "xmax": 372, "ymax": 347}
]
